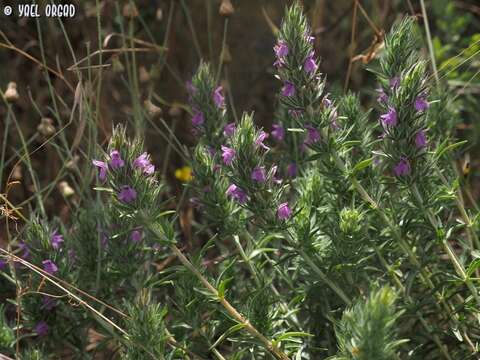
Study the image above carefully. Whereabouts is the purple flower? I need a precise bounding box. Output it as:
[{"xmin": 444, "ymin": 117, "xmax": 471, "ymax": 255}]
[
  {"xmin": 380, "ymin": 107, "xmax": 397, "ymax": 128},
  {"xmin": 109, "ymin": 150, "xmax": 125, "ymax": 170},
  {"xmin": 271, "ymin": 124, "xmax": 285, "ymax": 142},
  {"xmin": 255, "ymin": 131, "xmax": 270, "ymax": 150},
  {"xmin": 189, "ymin": 197, "xmax": 202, "ymax": 208},
  {"xmin": 251, "ymin": 166, "xmax": 267, "ymax": 183},
  {"xmin": 223, "ymin": 122, "xmax": 236, "ymax": 137},
  {"xmin": 207, "ymin": 146, "xmax": 216, "ymax": 157},
  {"xmin": 281, "ymin": 81, "xmax": 295, "ymax": 97},
  {"xmin": 323, "ymin": 96, "xmax": 332, "ymax": 108},
  {"xmin": 192, "ymin": 111, "xmax": 205, "ymax": 126},
  {"xmin": 376, "ymin": 88, "xmax": 388, "ymax": 104},
  {"xmin": 42, "ymin": 260, "xmax": 58, "ymax": 275},
  {"xmin": 92, "ymin": 160, "xmax": 107, "ymax": 182},
  {"xmin": 221, "ymin": 145, "xmax": 236, "ymax": 165},
  {"xmin": 18, "ymin": 241, "xmax": 30, "ymax": 260},
  {"xmin": 133, "ymin": 152, "xmax": 155, "ymax": 175},
  {"xmin": 213, "ymin": 86, "xmax": 225, "ymax": 108},
  {"xmin": 390, "ymin": 76, "xmax": 400, "ymax": 89},
  {"xmin": 50, "ymin": 230, "xmax": 64, "ymax": 250},
  {"xmin": 305, "ymin": 125, "xmax": 320, "ymax": 145},
  {"xmin": 130, "ymin": 230, "xmax": 143, "ymax": 243},
  {"xmin": 277, "ymin": 202, "xmax": 292, "ymax": 220},
  {"xmin": 118, "ymin": 186, "xmax": 137, "ymax": 203},
  {"xmin": 186, "ymin": 80, "xmax": 196, "ymax": 95},
  {"xmin": 68, "ymin": 249, "xmax": 77, "ymax": 263},
  {"xmin": 274, "ymin": 40, "xmax": 289, "ymax": 59},
  {"xmin": 287, "ymin": 162, "xmax": 297, "ymax": 178},
  {"xmin": 288, "ymin": 109, "xmax": 303, "ymax": 118},
  {"xmin": 226, "ymin": 184, "xmax": 247, "ymax": 204},
  {"xmin": 414, "ymin": 95, "xmax": 429, "ymax": 112},
  {"xmin": 41, "ymin": 296, "xmax": 56, "ymax": 311},
  {"xmin": 303, "ymin": 54, "xmax": 318, "ymax": 74},
  {"xmin": 0, "ymin": 260, "xmax": 7, "ymax": 270},
  {"xmin": 415, "ymin": 130, "xmax": 427, "ymax": 149},
  {"xmin": 34, "ymin": 321, "xmax": 49, "ymax": 337},
  {"xmin": 393, "ymin": 157, "xmax": 411, "ymax": 177}
]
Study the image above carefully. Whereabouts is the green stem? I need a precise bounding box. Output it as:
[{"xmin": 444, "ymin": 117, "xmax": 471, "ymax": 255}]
[
  {"xmin": 419, "ymin": 0, "xmax": 440, "ymax": 86},
  {"xmin": 410, "ymin": 183, "xmax": 480, "ymax": 308},
  {"xmin": 169, "ymin": 245, "xmax": 291, "ymax": 360}
]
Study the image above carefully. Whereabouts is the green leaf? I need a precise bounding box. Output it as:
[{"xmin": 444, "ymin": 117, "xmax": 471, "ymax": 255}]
[
  {"xmin": 92, "ymin": 187, "xmax": 113, "ymax": 193},
  {"xmin": 466, "ymin": 259, "xmax": 480, "ymax": 278},
  {"xmin": 209, "ymin": 323, "xmax": 246, "ymax": 350},
  {"xmin": 248, "ymin": 248, "xmax": 276, "ymax": 260},
  {"xmin": 435, "ymin": 140, "xmax": 467, "ymax": 159},
  {"xmin": 351, "ymin": 158, "xmax": 374, "ymax": 174},
  {"xmin": 274, "ymin": 331, "xmax": 313, "ymax": 343}
]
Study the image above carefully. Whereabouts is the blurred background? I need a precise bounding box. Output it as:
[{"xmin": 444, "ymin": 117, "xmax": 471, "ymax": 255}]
[{"xmin": 0, "ymin": 0, "xmax": 479, "ymax": 236}]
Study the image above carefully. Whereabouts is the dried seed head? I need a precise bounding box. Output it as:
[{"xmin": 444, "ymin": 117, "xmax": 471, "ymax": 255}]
[
  {"xmin": 122, "ymin": 3, "xmax": 138, "ymax": 19},
  {"xmin": 5, "ymin": 82, "xmax": 19, "ymax": 103},
  {"xmin": 66, "ymin": 155, "xmax": 80, "ymax": 171},
  {"xmin": 37, "ymin": 118, "xmax": 56, "ymax": 137},
  {"xmin": 139, "ymin": 66, "xmax": 150, "ymax": 83},
  {"xmin": 221, "ymin": 45, "xmax": 232, "ymax": 64},
  {"xmin": 144, "ymin": 99, "xmax": 162, "ymax": 117},
  {"xmin": 59, "ymin": 181, "xmax": 75, "ymax": 197},
  {"xmin": 112, "ymin": 57, "xmax": 124, "ymax": 73},
  {"xmin": 156, "ymin": 8, "xmax": 163, "ymax": 21},
  {"xmin": 12, "ymin": 165, "xmax": 22, "ymax": 181},
  {"xmin": 168, "ymin": 103, "xmax": 183, "ymax": 117},
  {"xmin": 219, "ymin": 0, "xmax": 235, "ymax": 17}
]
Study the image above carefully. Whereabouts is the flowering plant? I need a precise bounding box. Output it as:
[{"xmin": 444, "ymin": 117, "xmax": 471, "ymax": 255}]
[{"xmin": 1, "ymin": 3, "xmax": 479, "ymax": 360}]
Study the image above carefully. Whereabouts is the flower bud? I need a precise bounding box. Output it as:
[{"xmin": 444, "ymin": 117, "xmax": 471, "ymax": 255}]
[{"xmin": 339, "ymin": 208, "xmax": 363, "ymax": 235}]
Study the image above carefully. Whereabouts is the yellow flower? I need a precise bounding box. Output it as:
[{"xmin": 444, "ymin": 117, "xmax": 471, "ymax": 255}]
[{"xmin": 175, "ymin": 166, "xmax": 192, "ymax": 182}]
